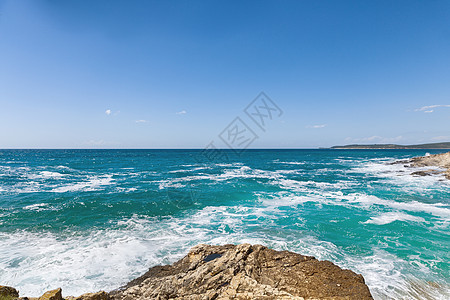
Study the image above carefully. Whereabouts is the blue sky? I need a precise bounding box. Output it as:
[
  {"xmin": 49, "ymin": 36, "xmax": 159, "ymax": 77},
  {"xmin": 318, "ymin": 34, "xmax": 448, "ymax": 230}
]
[{"xmin": 0, "ymin": 0, "xmax": 449, "ymax": 148}]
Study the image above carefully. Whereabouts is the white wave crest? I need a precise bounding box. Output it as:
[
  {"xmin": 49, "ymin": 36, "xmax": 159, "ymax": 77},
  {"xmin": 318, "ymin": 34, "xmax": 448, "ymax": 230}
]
[
  {"xmin": 23, "ymin": 203, "xmax": 50, "ymax": 211},
  {"xmin": 52, "ymin": 175, "xmax": 114, "ymax": 193},
  {"xmin": 364, "ymin": 212, "xmax": 426, "ymax": 225}
]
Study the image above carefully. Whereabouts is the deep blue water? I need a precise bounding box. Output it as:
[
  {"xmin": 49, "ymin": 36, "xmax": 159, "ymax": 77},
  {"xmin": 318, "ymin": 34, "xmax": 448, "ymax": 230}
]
[{"xmin": 0, "ymin": 149, "xmax": 449, "ymax": 299}]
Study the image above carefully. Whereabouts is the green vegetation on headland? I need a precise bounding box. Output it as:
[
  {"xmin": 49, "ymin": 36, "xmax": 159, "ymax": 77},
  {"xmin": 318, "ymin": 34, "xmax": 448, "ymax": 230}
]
[{"xmin": 330, "ymin": 142, "xmax": 450, "ymax": 149}]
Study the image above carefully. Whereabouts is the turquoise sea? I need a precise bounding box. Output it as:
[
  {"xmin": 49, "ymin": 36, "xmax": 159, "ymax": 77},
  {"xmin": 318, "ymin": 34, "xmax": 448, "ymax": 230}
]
[{"xmin": 0, "ymin": 149, "xmax": 449, "ymax": 299}]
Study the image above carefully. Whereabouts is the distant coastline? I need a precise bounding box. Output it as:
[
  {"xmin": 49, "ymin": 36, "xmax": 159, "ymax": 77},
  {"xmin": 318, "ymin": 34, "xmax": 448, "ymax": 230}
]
[{"xmin": 330, "ymin": 142, "xmax": 450, "ymax": 149}]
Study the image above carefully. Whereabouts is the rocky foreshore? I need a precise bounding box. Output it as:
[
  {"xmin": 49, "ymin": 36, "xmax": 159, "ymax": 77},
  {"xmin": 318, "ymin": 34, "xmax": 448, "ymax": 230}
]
[
  {"xmin": 400, "ymin": 151, "xmax": 450, "ymax": 179},
  {"xmin": 2, "ymin": 244, "xmax": 373, "ymax": 300},
  {"xmin": 0, "ymin": 286, "xmax": 108, "ymax": 300}
]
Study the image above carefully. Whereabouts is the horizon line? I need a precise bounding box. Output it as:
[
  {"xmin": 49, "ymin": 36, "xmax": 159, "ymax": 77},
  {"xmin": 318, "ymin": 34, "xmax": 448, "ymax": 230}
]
[{"xmin": 1, "ymin": 147, "xmax": 449, "ymax": 150}]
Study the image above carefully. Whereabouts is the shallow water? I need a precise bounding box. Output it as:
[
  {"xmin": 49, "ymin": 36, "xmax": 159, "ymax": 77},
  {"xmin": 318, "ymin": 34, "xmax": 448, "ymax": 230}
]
[{"xmin": 0, "ymin": 149, "xmax": 449, "ymax": 299}]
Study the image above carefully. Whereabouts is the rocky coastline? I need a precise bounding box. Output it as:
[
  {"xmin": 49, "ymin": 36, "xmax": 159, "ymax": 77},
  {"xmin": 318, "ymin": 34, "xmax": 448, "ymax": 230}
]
[
  {"xmin": 398, "ymin": 151, "xmax": 450, "ymax": 179},
  {"xmin": 331, "ymin": 142, "xmax": 450, "ymax": 149},
  {"xmin": 1, "ymin": 244, "xmax": 373, "ymax": 300}
]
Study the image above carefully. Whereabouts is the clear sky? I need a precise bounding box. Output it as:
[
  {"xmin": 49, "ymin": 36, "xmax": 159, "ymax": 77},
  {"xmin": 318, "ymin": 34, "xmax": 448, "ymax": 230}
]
[{"xmin": 1, "ymin": 0, "xmax": 449, "ymax": 148}]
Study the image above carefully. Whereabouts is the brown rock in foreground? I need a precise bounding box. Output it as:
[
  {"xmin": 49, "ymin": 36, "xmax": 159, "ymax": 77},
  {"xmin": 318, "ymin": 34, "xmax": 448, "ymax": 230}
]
[
  {"xmin": 110, "ymin": 244, "xmax": 373, "ymax": 300},
  {"xmin": 65, "ymin": 291, "xmax": 109, "ymax": 300},
  {"xmin": 66, "ymin": 291, "xmax": 109, "ymax": 300},
  {"xmin": 0, "ymin": 285, "xmax": 19, "ymax": 298},
  {"xmin": 38, "ymin": 288, "xmax": 62, "ymax": 300},
  {"xmin": 6, "ymin": 288, "xmax": 109, "ymax": 300}
]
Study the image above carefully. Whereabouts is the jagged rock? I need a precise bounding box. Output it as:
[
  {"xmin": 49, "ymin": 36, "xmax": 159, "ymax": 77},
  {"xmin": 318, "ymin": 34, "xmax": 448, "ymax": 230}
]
[
  {"xmin": 66, "ymin": 291, "xmax": 109, "ymax": 300},
  {"xmin": 109, "ymin": 243, "xmax": 373, "ymax": 300},
  {"xmin": 0, "ymin": 285, "xmax": 19, "ymax": 298},
  {"xmin": 38, "ymin": 288, "xmax": 62, "ymax": 300},
  {"xmin": 409, "ymin": 151, "xmax": 450, "ymax": 179},
  {"xmin": 411, "ymin": 170, "xmax": 438, "ymax": 176}
]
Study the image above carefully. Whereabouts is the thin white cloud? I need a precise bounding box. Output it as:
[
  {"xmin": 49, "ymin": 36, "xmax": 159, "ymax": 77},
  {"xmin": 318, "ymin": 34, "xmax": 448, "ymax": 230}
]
[
  {"xmin": 84, "ymin": 140, "xmax": 106, "ymax": 146},
  {"xmin": 307, "ymin": 124, "xmax": 327, "ymax": 129},
  {"xmin": 105, "ymin": 109, "xmax": 111, "ymax": 115},
  {"xmin": 431, "ymin": 136, "xmax": 450, "ymax": 141},
  {"xmin": 415, "ymin": 105, "xmax": 450, "ymax": 113},
  {"xmin": 347, "ymin": 135, "xmax": 404, "ymax": 143},
  {"xmin": 135, "ymin": 120, "xmax": 148, "ymax": 123},
  {"xmin": 82, "ymin": 140, "xmax": 119, "ymax": 147},
  {"xmin": 176, "ymin": 110, "xmax": 187, "ymax": 115}
]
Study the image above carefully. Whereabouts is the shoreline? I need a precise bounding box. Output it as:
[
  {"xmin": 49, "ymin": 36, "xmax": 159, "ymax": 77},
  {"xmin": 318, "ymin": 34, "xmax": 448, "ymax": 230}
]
[
  {"xmin": 1, "ymin": 244, "xmax": 373, "ymax": 300},
  {"xmin": 1, "ymin": 150, "xmax": 448, "ymax": 299},
  {"xmin": 399, "ymin": 151, "xmax": 450, "ymax": 180}
]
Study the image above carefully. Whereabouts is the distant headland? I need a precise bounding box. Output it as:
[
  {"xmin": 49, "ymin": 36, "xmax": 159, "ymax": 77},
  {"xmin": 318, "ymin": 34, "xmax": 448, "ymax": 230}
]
[{"xmin": 330, "ymin": 142, "xmax": 450, "ymax": 149}]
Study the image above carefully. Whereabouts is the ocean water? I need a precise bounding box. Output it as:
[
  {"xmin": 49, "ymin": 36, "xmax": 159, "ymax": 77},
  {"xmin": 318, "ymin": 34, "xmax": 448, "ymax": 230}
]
[{"xmin": 0, "ymin": 149, "xmax": 449, "ymax": 299}]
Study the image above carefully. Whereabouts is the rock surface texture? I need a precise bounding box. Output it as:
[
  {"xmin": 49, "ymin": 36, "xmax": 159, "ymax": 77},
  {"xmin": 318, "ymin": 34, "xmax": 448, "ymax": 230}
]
[
  {"xmin": 0, "ymin": 288, "xmax": 109, "ymax": 300},
  {"xmin": 38, "ymin": 288, "xmax": 62, "ymax": 300},
  {"xmin": 66, "ymin": 291, "xmax": 109, "ymax": 300},
  {"xmin": 409, "ymin": 151, "xmax": 450, "ymax": 179},
  {"xmin": 0, "ymin": 285, "xmax": 19, "ymax": 298},
  {"xmin": 110, "ymin": 243, "xmax": 373, "ymax": 300}
]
